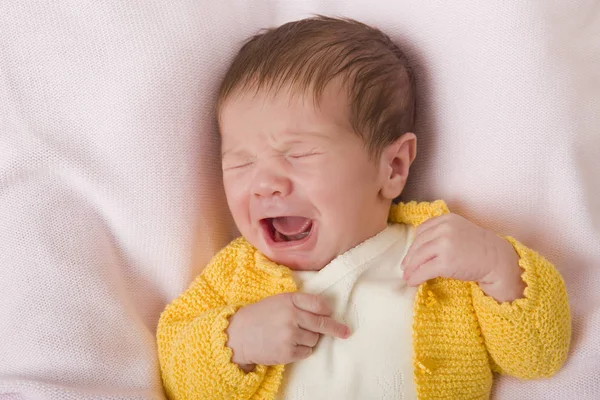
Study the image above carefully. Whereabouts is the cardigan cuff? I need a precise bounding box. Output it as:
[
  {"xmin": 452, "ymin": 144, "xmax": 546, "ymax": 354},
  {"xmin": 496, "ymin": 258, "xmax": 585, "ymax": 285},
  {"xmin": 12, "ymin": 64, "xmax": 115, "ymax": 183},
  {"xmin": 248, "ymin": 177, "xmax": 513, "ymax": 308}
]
[
  {"xmin": 470, "ymin": 236, "xmax": 541, "ymax": 316},
  {"xmin": 212, "ymin": 304, "xmax": 269, "ymax": 396}
]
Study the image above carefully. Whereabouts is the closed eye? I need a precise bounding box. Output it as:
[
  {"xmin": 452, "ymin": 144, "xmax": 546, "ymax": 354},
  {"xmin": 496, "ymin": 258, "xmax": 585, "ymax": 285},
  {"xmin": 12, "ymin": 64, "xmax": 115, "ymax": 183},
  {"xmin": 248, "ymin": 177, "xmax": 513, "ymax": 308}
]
[
  {"xmin": 288, "ymin": 150, "xmax": 321, "ymax": 159},
  {"xmin": 222, "ymin": 160, "xmax": 254, "ymax": 171}
]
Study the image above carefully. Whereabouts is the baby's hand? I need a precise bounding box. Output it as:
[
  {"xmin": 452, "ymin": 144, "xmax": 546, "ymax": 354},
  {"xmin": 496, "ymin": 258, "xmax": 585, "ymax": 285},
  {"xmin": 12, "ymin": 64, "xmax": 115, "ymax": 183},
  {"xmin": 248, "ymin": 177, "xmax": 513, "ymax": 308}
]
[
  {"xmin": 226, "ymin": 292, "xmax": 350, "ymax": 372},
  {"xmin": 402, "ymin": 213, "xmax": 526, "ymax": 303}
]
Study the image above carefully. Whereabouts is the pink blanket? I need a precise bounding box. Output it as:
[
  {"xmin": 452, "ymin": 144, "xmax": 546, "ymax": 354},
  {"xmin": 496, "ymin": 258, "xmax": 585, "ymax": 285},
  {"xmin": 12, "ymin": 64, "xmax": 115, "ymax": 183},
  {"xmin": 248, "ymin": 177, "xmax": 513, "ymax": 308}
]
[{"xmin": 1, "ymin": 1, "xmax": 598, "ymax": 398}]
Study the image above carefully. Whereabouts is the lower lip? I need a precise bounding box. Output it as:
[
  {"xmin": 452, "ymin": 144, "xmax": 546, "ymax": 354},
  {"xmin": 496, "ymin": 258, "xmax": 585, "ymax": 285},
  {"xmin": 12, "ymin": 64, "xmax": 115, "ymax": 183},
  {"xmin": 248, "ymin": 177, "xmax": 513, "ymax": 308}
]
[{"xmin": 261, "ymin": 220, "xmax": 317, "ymax": 249}]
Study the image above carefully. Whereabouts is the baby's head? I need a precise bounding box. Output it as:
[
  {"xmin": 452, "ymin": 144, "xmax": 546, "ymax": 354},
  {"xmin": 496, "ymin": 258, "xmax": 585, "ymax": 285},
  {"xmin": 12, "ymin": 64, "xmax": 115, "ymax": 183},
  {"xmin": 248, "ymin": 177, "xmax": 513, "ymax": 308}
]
[{"xmin": 218, "ymin": 16, "xmax": 416, "ymax": 271}]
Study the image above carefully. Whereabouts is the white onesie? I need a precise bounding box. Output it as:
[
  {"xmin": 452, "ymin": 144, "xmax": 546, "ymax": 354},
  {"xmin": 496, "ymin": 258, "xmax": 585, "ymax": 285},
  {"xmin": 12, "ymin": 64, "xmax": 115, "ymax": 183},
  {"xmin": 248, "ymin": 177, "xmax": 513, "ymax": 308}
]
[{"xmin": 277, "ymin": 223, "xmax": 417, "ymax": 400}]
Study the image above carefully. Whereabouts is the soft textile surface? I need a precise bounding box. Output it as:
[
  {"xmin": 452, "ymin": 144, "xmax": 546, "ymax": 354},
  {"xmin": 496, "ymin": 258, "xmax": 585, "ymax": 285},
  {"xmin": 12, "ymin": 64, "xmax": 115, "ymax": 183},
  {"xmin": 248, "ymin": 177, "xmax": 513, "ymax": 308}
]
[
  {"xmin": 280, "ymin": 225, "xmax": 416, "ymax": 400},
  {"xmin": 0, "ymin": 1, "xmax": 598, "ymax": 399}
]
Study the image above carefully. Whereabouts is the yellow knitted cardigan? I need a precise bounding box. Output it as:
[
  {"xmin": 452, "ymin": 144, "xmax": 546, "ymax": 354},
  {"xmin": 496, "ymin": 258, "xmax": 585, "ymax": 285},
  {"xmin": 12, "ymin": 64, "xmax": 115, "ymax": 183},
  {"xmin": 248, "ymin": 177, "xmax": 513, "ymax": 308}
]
[{"xmin": 157, "ymin": 201, "xmax": 571, "ymax": 400}]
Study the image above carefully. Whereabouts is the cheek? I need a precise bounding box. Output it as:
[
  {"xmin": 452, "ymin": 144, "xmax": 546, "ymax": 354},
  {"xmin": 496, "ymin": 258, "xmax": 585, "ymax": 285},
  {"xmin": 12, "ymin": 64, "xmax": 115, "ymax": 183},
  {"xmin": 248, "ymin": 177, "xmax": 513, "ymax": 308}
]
[
  {"xmin": 223, "ymin": 175, "xmax": 250, "ymax": 219},
  {"xmin": 300, "ymin": 166, "xmax": 349, "ymax": 214},
  {"xmin": 312, "ymin": 156, "xmax": 375, "ymax": 195},
  {"xmin": 309, "ymin": 157, "xmax": 380, "ymax": 215}
]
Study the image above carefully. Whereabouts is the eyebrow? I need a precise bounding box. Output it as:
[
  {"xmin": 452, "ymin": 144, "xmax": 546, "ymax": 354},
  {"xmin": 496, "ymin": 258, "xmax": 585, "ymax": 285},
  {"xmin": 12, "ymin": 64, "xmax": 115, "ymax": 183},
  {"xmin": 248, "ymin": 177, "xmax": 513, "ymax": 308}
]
[
  {"xmin": 221, "ymin": 148, "xmax": 252, "ymax": 159},
  {"xmin": 278, "ymin": 130, "xmax": 333, "ymax": 142},
  {"xmin": 221, "ymin": 129, "xmax": 333, "ymax": 157}
]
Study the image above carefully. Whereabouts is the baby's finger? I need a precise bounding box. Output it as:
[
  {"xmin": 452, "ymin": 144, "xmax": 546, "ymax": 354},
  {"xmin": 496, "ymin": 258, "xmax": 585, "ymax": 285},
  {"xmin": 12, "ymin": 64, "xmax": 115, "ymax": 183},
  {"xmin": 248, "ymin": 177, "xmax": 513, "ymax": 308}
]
[
  {"xmin": 291, "ymin": 293, "xmax": 332, "ymax": 316},
  {"xmin": 402, "ymin": 230, "xmax": 438, "ymax": 266},
  {"xmin": 414, "ymin": 214, "xmax": 448, "ymax": 237},
  {"xmin": 402, "ymin": 239, "xmax": 438, "ymax": 279},
  {"xmin": 405, "ymin": 258, "xmax": 444, "ymax": 287},
  {"xmin": 297, "ymin": 311, "xmax": 350, "ymax": 339},
  {"xmin": 294, "ymin": 328, "xmax": 320, "ymax": 348},
  {"xmin": 291, "ymin": 345, "xmax": 313, "ymax": 361},
  {"xmin": 403, "ymin": 221, "xmax": 444, "ymax": 264}
]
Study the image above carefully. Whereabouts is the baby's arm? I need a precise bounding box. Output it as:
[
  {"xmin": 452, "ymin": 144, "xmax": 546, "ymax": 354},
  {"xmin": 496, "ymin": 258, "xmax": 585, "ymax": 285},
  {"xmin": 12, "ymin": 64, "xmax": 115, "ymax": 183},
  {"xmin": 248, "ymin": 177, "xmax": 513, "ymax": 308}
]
[
  {"xmin": 156, "ymin": 241, "xmax": 276, "ymax": 400},
  {"xmin": 471, "ymin": 238, "xmax": 571, "ymax": 379},
  {"xmin": 397, "ymin": 204, "xmax": 571, "ymax": 378}
]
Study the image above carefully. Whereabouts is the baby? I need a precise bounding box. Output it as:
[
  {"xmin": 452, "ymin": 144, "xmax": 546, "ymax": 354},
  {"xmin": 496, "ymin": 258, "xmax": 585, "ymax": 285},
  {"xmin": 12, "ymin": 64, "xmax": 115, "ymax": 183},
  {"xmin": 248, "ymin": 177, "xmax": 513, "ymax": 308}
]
[{"xmin": 157, "ymin": 17, "xmax": 571, "ymax": 400}]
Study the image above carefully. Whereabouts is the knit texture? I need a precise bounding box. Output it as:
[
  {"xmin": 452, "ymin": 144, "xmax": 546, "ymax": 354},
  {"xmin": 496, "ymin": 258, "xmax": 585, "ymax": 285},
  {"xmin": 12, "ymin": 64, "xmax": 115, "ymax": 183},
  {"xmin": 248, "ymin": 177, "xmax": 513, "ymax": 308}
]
[
  {"xmin": 157, "ymin": 201, "xmax": 571, "ymax": 400},
  {"xmin": 3, "ymin": 3, "xmax": 595, "ymax": 398}
]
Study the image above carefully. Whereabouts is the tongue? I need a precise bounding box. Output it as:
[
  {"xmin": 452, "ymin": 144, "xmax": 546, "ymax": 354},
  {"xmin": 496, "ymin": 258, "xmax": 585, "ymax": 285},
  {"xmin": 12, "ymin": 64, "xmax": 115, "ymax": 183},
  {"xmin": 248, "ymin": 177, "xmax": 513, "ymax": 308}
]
[{"xmin": 272, "ymin": 217, "xmax": 311, "ymax": 236}]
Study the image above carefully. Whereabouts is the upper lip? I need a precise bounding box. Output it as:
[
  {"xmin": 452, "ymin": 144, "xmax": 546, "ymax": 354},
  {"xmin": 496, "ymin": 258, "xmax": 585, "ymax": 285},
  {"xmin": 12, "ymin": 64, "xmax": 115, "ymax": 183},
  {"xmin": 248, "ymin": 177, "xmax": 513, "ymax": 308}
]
[{"xmin": 257, "ymin": 213, "xmax": 312, "ymax": 220}]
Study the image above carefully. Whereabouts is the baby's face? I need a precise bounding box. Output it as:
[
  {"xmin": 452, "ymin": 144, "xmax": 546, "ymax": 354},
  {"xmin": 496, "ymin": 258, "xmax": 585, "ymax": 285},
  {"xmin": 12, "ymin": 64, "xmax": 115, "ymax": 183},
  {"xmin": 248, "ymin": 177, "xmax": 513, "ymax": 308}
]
[{"xmin": 219, "ymin": 85, "xmax": 392, "ymax": 271}]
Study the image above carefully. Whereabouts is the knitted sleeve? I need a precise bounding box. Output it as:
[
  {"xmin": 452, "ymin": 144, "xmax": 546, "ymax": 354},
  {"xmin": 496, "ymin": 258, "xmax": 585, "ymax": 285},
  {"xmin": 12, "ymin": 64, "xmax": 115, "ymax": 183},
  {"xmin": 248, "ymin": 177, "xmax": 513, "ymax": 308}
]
[
  {"xmin": 471, "ymin": 238, "xmax": 571, "ymax": 379},
  {"xmin": 156, "ymin": 239, "xmax": 282, "ymax": 400}
]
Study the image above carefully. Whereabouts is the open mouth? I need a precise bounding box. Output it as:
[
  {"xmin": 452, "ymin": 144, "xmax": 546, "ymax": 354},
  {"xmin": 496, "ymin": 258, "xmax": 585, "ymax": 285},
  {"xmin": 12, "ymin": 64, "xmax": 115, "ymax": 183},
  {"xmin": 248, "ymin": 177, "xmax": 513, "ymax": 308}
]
[{"xmin": 261, "ymin": 216, "xmax": 313, "ymax": 243}]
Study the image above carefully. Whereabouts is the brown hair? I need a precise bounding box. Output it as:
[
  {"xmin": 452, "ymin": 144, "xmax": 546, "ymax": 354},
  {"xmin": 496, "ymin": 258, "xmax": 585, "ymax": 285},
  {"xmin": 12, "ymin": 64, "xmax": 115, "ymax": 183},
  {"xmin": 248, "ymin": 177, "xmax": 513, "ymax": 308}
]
[{"xmin": 217, "ymin": 16, "xmax": 415, "ymax": 158}]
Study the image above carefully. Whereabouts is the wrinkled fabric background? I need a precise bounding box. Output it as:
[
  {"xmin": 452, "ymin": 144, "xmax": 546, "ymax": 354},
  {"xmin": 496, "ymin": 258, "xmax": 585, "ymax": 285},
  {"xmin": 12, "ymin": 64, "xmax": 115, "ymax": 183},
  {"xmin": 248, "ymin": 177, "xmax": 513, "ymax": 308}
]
[{"xmin": 1, "ymin": 1, "xmax": 598, "ymax": 399}]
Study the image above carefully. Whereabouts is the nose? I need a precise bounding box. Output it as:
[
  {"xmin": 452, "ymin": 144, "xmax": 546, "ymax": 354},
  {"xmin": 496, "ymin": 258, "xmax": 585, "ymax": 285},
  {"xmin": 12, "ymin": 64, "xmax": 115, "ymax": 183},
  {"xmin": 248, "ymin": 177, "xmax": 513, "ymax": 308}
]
[{"xmin": 252, "ymin": 167, "xmax": 292, "ymax": 198}]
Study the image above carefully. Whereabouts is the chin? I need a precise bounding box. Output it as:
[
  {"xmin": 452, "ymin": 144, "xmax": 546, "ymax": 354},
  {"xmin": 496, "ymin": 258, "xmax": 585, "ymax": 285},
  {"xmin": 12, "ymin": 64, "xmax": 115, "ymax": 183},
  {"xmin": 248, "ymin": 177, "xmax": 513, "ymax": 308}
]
[{"xmin": 267, "ymin": 251, "xmax": 327, "ymax": 272}]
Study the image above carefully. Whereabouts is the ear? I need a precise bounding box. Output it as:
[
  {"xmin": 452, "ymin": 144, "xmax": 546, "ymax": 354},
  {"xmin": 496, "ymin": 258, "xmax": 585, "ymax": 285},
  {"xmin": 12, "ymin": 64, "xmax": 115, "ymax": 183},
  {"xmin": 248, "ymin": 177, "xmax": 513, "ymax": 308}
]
[{"xmin": 379, "ymin": 132, "xmax": 417, "ymax": 200}]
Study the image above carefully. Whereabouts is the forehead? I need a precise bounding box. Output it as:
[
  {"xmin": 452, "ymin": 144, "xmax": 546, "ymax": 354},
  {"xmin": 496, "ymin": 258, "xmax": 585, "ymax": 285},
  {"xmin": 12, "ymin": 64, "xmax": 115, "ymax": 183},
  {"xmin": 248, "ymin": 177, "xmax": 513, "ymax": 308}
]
[{"xmin": 218, "ymin": 83, "xmax": 353, "ymax": 136}]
